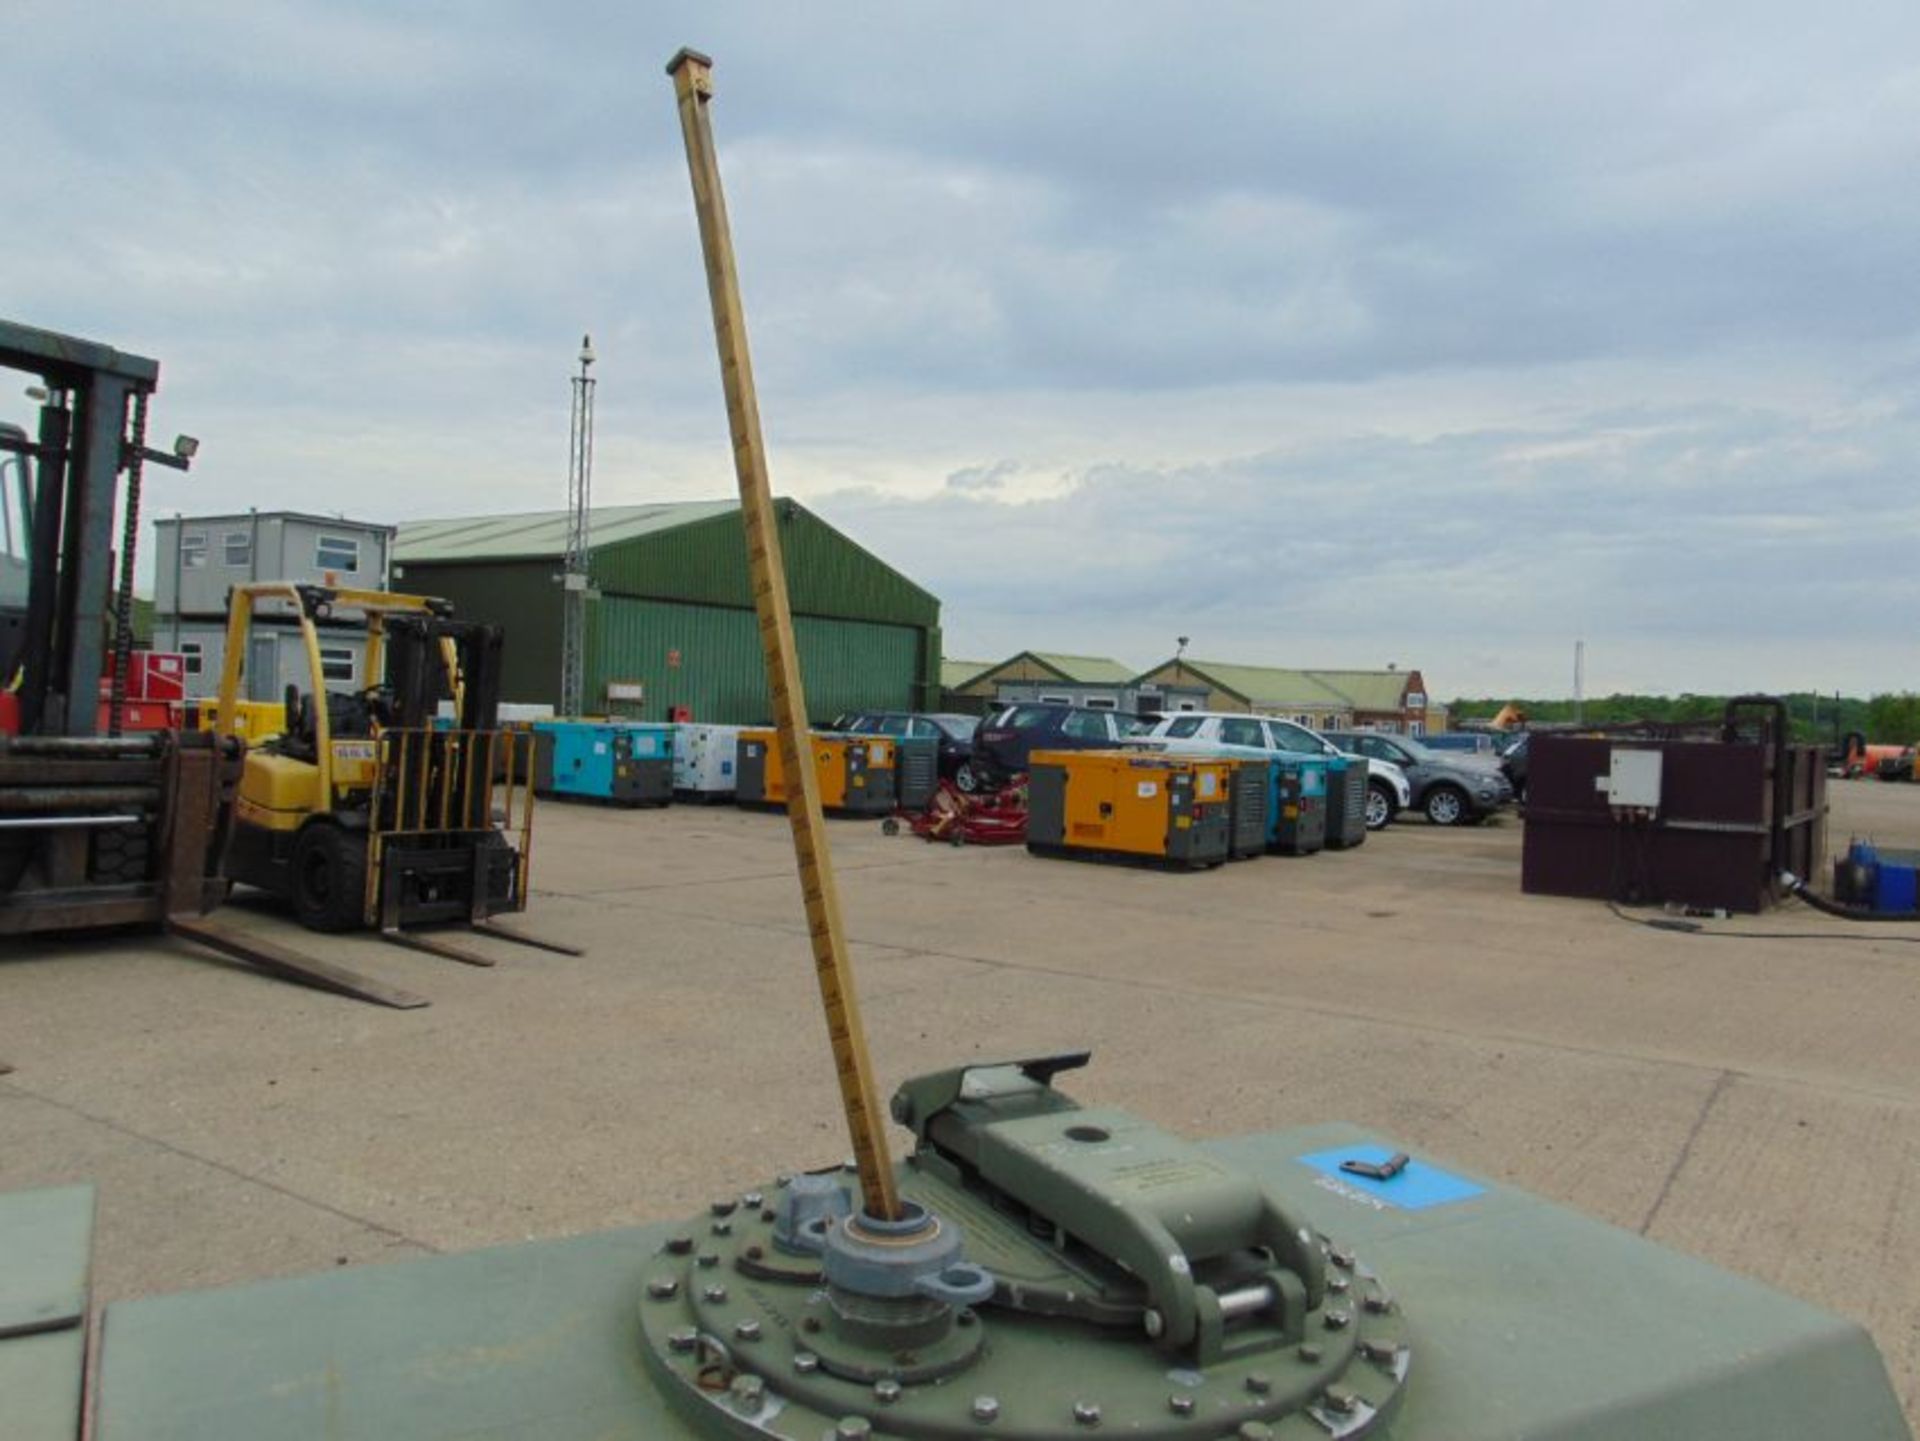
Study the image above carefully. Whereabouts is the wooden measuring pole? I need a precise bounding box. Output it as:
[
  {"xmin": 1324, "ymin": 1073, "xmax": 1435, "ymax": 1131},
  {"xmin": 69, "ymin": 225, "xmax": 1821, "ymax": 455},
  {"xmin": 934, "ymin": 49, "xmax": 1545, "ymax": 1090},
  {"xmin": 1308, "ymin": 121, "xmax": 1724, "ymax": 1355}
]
[{"xmin": 668, "ymin": 47, "xmax": 902, "ymax": 1222}]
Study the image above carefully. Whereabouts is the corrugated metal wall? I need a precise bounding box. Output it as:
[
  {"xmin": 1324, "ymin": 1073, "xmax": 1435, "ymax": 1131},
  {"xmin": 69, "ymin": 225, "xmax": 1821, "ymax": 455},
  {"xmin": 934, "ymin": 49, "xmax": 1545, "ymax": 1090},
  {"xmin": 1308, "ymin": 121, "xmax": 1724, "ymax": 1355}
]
[
  {"xmin": 394, "ymin": 502, "xmax": 939, "ymax": 715},
  {"xmin": 389, "ymin": 558, "xmax": 563, "ymax": 704},
  {"xmin": 589, "ymin": 503, "xmax": 937, "ymax": 629},
  {"xmin": 590, "ymin": 597, "xmax": 918, "ymax": 724}
]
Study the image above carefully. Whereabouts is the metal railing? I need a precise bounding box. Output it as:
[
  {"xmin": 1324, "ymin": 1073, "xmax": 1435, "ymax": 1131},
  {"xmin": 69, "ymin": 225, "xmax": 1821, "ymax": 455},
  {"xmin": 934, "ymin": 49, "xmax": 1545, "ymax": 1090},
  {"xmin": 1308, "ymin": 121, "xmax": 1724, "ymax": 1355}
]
[{"xmin": 363, "ymin": 727, "xmax": 536, "ymax": 925}]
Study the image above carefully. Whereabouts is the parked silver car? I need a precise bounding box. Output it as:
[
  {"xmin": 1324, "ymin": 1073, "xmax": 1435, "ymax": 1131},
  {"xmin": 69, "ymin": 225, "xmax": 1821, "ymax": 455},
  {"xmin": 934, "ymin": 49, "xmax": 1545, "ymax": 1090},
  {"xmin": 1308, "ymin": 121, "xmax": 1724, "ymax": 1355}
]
[
  {"xmin": 1136, "ymin": 711, "xmax": 1411, "ymax": 829},
  {"xmin": 1325, "ymin": 731, "xmax": 1514, "ymax": 825}
]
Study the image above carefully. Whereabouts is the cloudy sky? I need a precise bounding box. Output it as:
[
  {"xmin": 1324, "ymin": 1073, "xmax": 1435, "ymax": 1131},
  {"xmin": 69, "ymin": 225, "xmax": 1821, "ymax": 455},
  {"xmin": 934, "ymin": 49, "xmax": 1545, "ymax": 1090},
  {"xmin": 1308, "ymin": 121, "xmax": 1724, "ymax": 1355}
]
[{"xmin": 7, "ymin": 2, "xmax": 1919, "ymax": 698}]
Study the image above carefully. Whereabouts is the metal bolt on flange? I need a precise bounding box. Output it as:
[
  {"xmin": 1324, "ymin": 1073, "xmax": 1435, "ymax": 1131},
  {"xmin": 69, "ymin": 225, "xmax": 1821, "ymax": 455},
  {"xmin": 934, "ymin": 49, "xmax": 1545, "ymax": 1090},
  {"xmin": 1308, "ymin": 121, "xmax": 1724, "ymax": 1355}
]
[
  {"xmin": 697, "ymin": 1252, "xmax": 720, "ymax": 1269},
  {"xmin": 1239, "ymin": 1425, "xmax": 1276, "ymax": 1441},
  {"xmin": 712, "ymin": 1219, "xmax": 733, "ymax": 1236},
  {"xmin": 665, "ymin": 1235, "xmax": 694, "ymax": 1255},
  {"xmin": 1073, "ymin": 1400, "xmax": 1102, "ymax": 1426},
  {"xmin": 1330, "ymin": 1247, "xmax": 1355, "ymax": 1269},
  {"xmin": 730, "ymin": 1374, "xmax": 766, "ymax": 1412},
  {"xmin": 834, "ymin": 1418, "xmax": 872, "ymax": 1440},
  {"xmin": 712, "ymin": 1199, "xmax": 738, "ymax": 1217},
  {"xmin": 647, "ymin": 1277, "xmax": 680, "ymax": 1300},
  {"xmin": 1323, "ymin": 1310, "xmax": 1351, "ymax": 1331},
  {"xmin": 1245, "ymin": 1373, "xmax": 1272, "ymax": 1395},
  {"xmin": 1327, "ymin": 1276, "xmax": 1350, "ymax": 1293},
  {"xmin": 703, "ymin": 1284, "xmax": 728, "ymax": 1303},
  {"xmin": 1298, "ymin": 1343, "xmax": 1323, "ymax": 1363},
  {"xmin": 874, "ymin": 1378, "xmax": 903, "ymax": 1404},
  {"xmin": 1360, "ymin": 1339, "xmax": 1400, "ymax": 1365},
  {"xmin": 972, "ymin": 1396, "xmax": 1001, "ymax": 1422},
  {"xmin": 794, "ymin": 1351, "xmax": 820, "ymax": 1375},
  {"xmin": 735, "ymin": 1319, "xmax": 762, "ymax": 1342},
  {"xmin": 1167, "ymin": 1393, "xmax": 1195, "ymax": 1416},
  {"xmin": 668, "ymin": 1328, "xmax": 699, "ymax": 1353},
  {"xmin": 743, "ymin": 1191, "xmax": 764, "ymax": 1207},
  {"xmin": 1363, "ymin": 1293, "xmax": 1394, "ymax": 1315},
  {"xmin": 1322, "ymin": 1388, "xmax": 1359, "ymax": 1416}
]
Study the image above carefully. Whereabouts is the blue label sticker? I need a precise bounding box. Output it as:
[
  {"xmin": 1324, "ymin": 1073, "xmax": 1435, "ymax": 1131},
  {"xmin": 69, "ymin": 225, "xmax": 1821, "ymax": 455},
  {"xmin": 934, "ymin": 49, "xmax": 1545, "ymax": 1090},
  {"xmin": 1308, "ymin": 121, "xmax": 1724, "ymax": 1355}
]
[{"xmin": 1295, "ymin": 1146, "xmax": 1485, "ymax": 1211}]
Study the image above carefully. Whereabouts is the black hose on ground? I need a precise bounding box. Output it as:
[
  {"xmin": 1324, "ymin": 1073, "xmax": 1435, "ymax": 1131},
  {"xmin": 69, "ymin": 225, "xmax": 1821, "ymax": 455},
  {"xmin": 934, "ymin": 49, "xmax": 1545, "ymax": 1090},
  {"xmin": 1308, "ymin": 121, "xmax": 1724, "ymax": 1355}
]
[{"xmin": 1778, "ymin": 871, "xmax": 1920, "ymax": 922}]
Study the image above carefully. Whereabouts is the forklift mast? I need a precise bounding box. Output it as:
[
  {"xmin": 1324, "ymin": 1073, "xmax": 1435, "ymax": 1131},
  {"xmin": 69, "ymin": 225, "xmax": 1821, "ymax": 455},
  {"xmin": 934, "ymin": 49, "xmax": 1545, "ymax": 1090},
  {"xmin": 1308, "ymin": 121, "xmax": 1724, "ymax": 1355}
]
[{"xmin": 0, "ymin": 321, "xmax": 165, "ymax": 739}]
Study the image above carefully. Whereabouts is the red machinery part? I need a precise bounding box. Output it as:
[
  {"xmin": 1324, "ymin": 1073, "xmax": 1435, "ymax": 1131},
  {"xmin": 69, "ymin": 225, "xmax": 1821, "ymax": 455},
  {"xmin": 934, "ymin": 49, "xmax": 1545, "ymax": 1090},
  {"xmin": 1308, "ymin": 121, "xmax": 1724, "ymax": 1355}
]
[
  {"xmin": 0, "ymin": 690, "xmax": 18, "ymax": 737},
  {"xmin": 907, "ymin": 776, "xmax": 1029, "ymax": 846}
]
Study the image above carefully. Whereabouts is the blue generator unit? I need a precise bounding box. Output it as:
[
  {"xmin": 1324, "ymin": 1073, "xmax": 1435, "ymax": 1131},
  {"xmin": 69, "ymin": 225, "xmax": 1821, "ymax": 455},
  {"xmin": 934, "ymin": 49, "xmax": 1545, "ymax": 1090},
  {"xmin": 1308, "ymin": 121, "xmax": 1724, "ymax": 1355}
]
[
  {"xmin": 1834, "ymin": 839, "xmax": 1920, "ymax": 915},
  {"xmin": 532, "ymin": 720, "xmax": 674, "ymax": 807}
]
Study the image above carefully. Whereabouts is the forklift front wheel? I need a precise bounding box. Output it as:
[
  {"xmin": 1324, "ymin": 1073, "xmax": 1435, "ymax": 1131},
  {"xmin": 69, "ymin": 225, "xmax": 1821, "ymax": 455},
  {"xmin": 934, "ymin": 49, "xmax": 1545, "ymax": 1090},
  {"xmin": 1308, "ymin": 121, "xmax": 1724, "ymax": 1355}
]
[{"xmin": 291, "ymin": 824, "xmax": 369, "ymax": 933}]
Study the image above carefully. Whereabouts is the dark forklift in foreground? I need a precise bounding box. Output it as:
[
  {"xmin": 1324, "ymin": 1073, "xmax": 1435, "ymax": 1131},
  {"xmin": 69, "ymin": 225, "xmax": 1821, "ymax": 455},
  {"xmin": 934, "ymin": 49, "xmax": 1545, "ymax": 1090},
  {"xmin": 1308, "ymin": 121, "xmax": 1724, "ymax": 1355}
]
[{"xmin": 216, "ymin": 580, "xmax": 577, "ymax": 969}]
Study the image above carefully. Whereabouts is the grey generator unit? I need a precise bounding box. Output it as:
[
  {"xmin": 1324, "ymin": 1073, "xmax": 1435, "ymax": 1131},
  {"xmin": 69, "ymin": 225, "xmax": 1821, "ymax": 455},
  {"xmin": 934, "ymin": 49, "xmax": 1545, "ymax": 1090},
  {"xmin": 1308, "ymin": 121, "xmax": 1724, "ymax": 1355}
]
[
  {"xmin": 1226, "ymin": 758, "xmax": 1269, "ymax": 860},
  {"xmin": 672, "ymin": 723, "xmax": 747, "ymax": 801},
  {"xmin": 894, "ymin": 735, "xmax": 938, "ymax": 811},
  {"xmin": 1325, "ymin": 755, "xmax": 1371, "ymax": 849}
]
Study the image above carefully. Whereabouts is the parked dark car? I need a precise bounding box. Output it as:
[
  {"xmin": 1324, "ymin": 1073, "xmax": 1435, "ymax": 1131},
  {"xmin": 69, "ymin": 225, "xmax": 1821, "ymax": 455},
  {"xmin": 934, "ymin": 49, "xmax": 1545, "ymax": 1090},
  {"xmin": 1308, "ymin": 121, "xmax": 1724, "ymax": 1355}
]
[
  {"xmin": 1499, "ymin": 732, "xmax": 1529, "ymax": 801},
  {"xmin": 1325, "ymin": 730, "xmax": 1514, "ymax": 826},
  {"xmin": 970, "ymin": 703, "xmax": 1143, "ymax": 788},
  {"xmin": 1420, "ymin": 732, "xmax": 1503, "ymax": 756},
  {"xmin": 835, "ymin": 711, "xmax": 980, "ymax": 786}
]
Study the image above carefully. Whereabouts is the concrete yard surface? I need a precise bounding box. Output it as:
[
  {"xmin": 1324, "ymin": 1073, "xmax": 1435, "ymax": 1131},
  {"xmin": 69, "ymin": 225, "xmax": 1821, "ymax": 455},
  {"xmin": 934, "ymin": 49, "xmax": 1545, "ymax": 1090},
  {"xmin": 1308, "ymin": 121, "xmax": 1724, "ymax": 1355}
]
[{"xmin": 3, "ymin": 780, "xmax": 1918, "ymax": 1428}]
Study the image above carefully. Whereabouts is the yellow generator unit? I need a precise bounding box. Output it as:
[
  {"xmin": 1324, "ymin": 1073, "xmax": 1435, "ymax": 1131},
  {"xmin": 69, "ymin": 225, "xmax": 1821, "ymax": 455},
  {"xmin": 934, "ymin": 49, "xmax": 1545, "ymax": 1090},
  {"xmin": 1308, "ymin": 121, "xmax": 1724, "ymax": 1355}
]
[
  {"xmin": 735, "ymin": 729, "xmax": 896, "ymax": 815},
  {"xmin": 182, "ymin": 697, "xmax": 288, "ymax": 744},
  {"xmin": 1026, "ymin": 748, "xmax": 1234, "ymax": 868}
]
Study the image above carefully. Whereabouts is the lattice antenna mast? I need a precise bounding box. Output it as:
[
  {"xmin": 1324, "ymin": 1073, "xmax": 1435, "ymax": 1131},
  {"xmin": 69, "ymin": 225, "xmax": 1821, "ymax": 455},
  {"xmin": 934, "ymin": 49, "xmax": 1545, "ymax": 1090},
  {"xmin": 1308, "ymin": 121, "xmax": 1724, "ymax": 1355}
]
[{"xmin": 560, "ymin": 333, "xmax": 596, "ymax": 717}]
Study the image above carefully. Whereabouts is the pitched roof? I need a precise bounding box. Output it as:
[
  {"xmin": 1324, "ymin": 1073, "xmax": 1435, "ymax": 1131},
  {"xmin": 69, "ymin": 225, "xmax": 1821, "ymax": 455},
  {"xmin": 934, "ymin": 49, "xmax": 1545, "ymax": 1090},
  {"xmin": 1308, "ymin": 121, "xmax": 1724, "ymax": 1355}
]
[
  {"xmin": 1024, "ymin": 652, "xmax": 1135, "ymax": 684},
  {"xmin": 1304, "ymin": 669, "xmax": 1412, "ymax": 712},
  {"xmin": 941, "ymin": 658, "xmax": 991, "ymax": 688},
  {"xmin": 394, "ymin": 501, "xmax": 739, "ymax": 564},
  {"xmin": 1162, "ymin": 660, "xmax": 1352, "ymax": 710}
]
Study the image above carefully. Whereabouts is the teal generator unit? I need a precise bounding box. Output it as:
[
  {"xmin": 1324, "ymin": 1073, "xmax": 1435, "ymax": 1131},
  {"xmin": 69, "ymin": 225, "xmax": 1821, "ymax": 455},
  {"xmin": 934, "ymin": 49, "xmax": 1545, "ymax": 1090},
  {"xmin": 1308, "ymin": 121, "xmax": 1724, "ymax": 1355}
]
[
  {"xmin": 1271, "ymin": 754, "xmax": 1328, "ymax": 856},
  {"xmin": 533, "ymin": 720, "xmax": 674, "ymax": 808}
]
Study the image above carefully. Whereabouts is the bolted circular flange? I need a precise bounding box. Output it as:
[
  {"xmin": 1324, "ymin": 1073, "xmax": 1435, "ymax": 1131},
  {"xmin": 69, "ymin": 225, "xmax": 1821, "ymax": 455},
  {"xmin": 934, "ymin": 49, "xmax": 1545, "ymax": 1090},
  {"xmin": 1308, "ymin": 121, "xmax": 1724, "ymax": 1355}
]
[{"xmin": 640, "ymin": 1177, "xmax": 1410, "ymax": 1441}]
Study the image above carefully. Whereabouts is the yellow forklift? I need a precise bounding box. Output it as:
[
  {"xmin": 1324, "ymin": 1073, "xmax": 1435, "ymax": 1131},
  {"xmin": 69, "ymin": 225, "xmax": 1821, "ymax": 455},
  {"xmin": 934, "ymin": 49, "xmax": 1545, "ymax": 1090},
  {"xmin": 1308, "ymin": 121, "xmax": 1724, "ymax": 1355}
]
[{"xmin": 217, "ymin": 581, "xmax": 575, "ymax": 968}]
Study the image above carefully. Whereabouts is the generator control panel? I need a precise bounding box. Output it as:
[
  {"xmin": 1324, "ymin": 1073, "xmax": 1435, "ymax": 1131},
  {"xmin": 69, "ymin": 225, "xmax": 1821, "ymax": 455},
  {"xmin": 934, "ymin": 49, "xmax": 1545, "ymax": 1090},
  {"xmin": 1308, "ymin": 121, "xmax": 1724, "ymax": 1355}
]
[{"xmin": 1599, "ymin": 746, "xmax": 1663, "ymax": 810}]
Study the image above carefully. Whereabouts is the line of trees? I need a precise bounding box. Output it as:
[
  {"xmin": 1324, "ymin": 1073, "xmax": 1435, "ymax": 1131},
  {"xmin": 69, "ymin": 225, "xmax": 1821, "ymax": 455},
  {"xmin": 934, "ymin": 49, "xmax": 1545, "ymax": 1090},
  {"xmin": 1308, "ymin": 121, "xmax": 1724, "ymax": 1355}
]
[{"xmin": 1448, "ymin": 692, "xmax": 1920, "ymax": 746}]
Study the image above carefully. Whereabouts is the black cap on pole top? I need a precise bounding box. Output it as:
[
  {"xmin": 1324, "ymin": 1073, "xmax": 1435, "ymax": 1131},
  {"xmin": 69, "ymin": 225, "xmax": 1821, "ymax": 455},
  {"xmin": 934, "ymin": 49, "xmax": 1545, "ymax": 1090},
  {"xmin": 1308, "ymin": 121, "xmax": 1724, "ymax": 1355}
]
[{"xmin": 666, "ymin": 47, "xmax": 713, "ymax": 77}]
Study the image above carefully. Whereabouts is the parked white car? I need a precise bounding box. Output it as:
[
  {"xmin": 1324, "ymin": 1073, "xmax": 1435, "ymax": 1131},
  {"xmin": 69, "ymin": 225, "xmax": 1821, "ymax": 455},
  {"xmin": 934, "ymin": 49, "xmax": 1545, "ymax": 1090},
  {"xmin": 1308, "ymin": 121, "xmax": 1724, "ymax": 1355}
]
[{"xmin": 1136, "ymin": 712, "xmax": 1412, "ymax": 829}]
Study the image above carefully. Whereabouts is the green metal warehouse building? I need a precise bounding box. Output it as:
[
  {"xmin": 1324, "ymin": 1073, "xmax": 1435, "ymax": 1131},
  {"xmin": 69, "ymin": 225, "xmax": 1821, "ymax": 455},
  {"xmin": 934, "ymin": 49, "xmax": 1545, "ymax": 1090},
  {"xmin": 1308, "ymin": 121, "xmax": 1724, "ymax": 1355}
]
[{"xmin": 390, "ymin": 500, "xmax": 941, "ymax": 724}]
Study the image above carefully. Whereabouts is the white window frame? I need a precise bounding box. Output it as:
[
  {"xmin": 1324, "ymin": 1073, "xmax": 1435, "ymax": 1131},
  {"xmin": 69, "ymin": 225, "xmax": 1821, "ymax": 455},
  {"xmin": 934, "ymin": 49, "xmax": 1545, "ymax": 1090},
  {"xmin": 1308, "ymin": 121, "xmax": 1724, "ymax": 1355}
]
[
  {"xmin": 318, "ymin": 645, "xmax": 356, "ymax": 683},
  {"xmin": 180, "ymin": 640, "xmax": 204, "ymax": 677},
  {"xmin": 1175, "ymin": 699, "xmax": 1199, "ymax": 712},
  {"xmin": 315, "ymin": 534, "xmax": 361, "ymax": 574},
  {"xmin": 1406, "ymin": 691, "xmax": 1427, "ymax": 709},
  {"xmin": 1038, "ymin": 693, "xmax": 1073, "ymax": 706},
  {"xmin": 180, "ymin": 531, "xmax": 208, "ymax": 569},
  {"xmin": 1084, "ymin": 696, "xmax": 1118, "ymax": 711},
  {"xmin": 223, "ymin": 530, "xmax": 251, "ymax": 568}
]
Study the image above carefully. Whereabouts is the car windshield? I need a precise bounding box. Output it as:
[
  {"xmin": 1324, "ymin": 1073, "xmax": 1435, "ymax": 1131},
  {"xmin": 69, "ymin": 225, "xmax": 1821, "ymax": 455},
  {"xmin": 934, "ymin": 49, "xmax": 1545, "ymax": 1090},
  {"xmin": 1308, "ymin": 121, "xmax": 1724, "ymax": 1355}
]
[
  {"xmin": 1163, "ymin": 716, "xmax": 1205, "ymax": 738},
  {"xmin": 1118, "ymin": 715, "xmax": 1153, "ymax": 736},
  {"xmin": 929, "ymin": 714, "xmax": 978, "ymax": 740},
  {"xmin": 999, "ymin": 704, "xmax": 1060, "ymax": 729}
]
